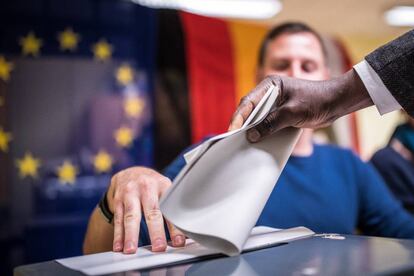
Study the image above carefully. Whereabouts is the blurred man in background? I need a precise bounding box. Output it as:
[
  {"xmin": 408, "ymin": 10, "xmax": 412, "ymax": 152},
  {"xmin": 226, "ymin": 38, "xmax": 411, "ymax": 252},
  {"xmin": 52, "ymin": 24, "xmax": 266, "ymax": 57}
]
[
  {"xmin": 83, "ymin": 22, "xmax": 414, "ymax": 255},
  {"xmin": 371, "ymin": 114, "xmax": 414, "ymax": 214}
]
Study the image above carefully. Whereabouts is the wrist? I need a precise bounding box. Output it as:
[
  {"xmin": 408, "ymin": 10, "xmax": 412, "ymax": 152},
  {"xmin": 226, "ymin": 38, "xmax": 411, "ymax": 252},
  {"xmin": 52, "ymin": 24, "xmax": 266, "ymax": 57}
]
[
  {"xmin": 339, "ymin": 69, "xmax": 373, "ymax": 115},
  {"xmin": 98, "ymin": 190, "xmax": 114, "ymax": 223}
]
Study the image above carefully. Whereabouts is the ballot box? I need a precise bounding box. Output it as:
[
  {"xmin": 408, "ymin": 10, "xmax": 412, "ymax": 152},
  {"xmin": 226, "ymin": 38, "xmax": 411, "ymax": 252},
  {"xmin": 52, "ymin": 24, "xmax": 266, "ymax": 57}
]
[{"xmin": 14, "ymin": 234, "xmax": 414, "ymax": 276}]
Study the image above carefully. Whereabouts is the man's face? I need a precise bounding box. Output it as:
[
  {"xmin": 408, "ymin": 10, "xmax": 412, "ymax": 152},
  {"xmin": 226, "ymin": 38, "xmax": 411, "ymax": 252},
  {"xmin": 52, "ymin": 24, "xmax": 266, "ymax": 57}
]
[{"xmin": 258, "ymin": 32, "xmax": 328, "ymax": 82}]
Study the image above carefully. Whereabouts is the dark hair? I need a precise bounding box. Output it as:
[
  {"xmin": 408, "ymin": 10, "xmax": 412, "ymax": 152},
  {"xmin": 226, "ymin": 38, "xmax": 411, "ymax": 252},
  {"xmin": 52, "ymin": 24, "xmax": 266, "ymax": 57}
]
[{"xmin": 257, "ymin": 22, "xmax": 327, "ymax": 67}]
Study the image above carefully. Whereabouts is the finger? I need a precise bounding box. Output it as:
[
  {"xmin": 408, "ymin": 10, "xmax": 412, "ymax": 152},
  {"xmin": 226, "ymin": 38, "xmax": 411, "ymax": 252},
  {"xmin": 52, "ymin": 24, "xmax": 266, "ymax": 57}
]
[
  {"xmin": 141, "ymin": 183, "xmax": 167, "ymax": 252},
  {"xmin": 122, "ymin": 193, "xmax": 141, "ymax": 254},
  {"xmin": 158, "ymin": 178, "xmax": 184, "ymax": 247},
  {"xmin": 113, "ymin": 198, "xmax": 124, "ymax": 252},
  {"xmin": 158, "ymin": 181, "xmax": 185, "ymax": 247},
  {"xmin": 228, "ymin": 96, "xmax": 256, "ymax": 131},
  {"xmin": 246, "ymin": 109, "xmax": 289, "ymax": 142},
  {"xmin": 228, "ymin": 113, "xmax": 245, "ymax": 131},
  {"xmin": 228, "ymin": 98, "xmax": 254, "ymax": 131},
  {"xmin": 165, "ymin": 219, "xmax": 185, "ymax": 247},
  {"xmin": 270, "ymin": 114, "xmax": 290, "ymax": 133},
  {"xmin": 229, "ymin": 77, "xmax": 278, "ymax": 131}
]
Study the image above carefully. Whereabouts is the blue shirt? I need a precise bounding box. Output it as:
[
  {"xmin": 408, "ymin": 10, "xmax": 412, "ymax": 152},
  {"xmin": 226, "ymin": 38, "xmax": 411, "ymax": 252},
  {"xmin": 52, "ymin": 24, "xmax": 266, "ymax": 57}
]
[{"xmin": 163, "ymin": 144, "xmax": 414, "ymax": 238}]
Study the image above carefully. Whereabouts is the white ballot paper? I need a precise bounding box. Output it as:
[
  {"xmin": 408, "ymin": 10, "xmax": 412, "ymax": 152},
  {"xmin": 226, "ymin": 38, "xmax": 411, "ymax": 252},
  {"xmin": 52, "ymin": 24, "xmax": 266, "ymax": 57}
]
[
  {"xmin": 160, "ymin": 85, "xmax": 302, "ymax": 256},
  {"xmin": 57, "ymin": 226, "xmax": 314, "ymax": 275}
]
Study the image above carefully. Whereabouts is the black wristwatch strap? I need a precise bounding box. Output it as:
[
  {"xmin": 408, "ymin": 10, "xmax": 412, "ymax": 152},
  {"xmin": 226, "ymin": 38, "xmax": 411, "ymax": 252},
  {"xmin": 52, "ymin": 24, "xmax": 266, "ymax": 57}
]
[{"xmin": 98, "ymin": 191, "xmax": 114, "ymax": 223}]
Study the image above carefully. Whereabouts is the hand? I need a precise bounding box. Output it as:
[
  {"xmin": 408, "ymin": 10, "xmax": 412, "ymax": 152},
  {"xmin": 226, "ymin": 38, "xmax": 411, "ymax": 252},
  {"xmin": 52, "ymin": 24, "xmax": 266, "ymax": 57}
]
[
  {"xmin": 106, "ymin": 167, "xmax": 185, "ymax": 254},
  {"xmin": 229, "ymin": 69, "xmax": 373, "ymax": 142}
]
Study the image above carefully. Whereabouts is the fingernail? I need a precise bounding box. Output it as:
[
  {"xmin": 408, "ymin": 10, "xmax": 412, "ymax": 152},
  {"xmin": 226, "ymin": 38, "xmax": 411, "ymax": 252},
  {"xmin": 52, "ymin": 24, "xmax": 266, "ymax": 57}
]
[
  {"xmin": 114, "ymin": 242, "xmax": 122, "ymax": 251},
  {"xmin": 174, "ymin": 235, "xmax": 185, "ymax": 246},
  {"xmin": 125, "ymin": 241, "xmax": 135, "ymax": 252},
  {"xmin": 153, "ymin": 238, "xmax": 166, "ymax": 251},
  {"xmin": 247, "ymin": 129, "xmax": 260, "ymax": 142}
]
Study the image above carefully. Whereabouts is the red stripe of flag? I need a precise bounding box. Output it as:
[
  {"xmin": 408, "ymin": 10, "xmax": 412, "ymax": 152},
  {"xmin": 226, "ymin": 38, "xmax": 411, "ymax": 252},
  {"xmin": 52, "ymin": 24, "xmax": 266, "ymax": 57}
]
[{"xmin": 180, "ymin": 12, "xmax": 236, "ymax": 143}]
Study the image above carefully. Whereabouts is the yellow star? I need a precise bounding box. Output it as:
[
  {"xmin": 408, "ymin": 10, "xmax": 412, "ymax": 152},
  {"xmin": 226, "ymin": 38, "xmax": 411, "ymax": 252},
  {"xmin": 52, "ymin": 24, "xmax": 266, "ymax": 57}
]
[
  {"xmin": 124, "ymin": 97, "xmax": 144, "ymax": 118},
  {"xmin": 114, "ymin": 126, "xmax": 134, "ymax": 148},
  {"xmin": 0, "ymin": 56, "xmax": 14, "ymax": 82},
  {"xmin": 16, "ymin": 152, "xmax": 41, "ymax": 179},
  {"xmin": 57, "ymin": 160, "xmax": 78, "ymax": 185},
  {"xmin": 0, "ymin": 127, "xmax": 12, "ymax": 152},
  {"xmin": 19, "ymin": 32, "xmax": 43, "ymax": 57},
  {"xmin": 57, "ymin": 28, "xmax": 80, "ymax": 52},
  {"xmin": 91, "ymin": 39, "xmax": 113, "ymax": 61},
  {"xmin": 93, "ymin": 150, "xmax": 113, "ymax": 173},
  {"xmin": 116, "ymin": 64, "xmax": 134, "ymax": 86}
]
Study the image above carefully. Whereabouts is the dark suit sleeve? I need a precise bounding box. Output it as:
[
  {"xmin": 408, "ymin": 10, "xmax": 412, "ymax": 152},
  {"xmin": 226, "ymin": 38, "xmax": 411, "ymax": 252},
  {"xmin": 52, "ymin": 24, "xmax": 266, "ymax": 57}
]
[{"xmin": 365, "ymin": 29, "xmax": 414, "ymax": 116}]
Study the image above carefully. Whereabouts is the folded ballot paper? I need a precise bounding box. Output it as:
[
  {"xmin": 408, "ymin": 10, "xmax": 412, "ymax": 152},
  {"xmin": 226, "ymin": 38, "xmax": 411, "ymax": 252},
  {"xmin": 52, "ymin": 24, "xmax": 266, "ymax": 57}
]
[
  {"xmin": 57, "ymin": 226, "xmax": 314, "ymax": 275},
  {"xmin": 159, "ymin": 85, "xmax": 303, "ymax": 256}
]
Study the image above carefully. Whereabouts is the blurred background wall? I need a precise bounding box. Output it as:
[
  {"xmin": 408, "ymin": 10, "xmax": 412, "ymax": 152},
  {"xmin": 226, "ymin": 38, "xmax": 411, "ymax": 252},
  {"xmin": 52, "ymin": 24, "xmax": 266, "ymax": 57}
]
[{"xmin": 0, "ymin": 0, "xmax": 412, "ymax": 274}]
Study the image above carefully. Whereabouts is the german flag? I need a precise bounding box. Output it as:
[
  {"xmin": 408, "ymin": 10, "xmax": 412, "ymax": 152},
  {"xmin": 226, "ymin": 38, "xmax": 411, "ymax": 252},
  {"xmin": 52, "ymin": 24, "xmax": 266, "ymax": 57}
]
[{"xmin": 154, "ymin": 11, "xmax": 268, "ymax": 168}]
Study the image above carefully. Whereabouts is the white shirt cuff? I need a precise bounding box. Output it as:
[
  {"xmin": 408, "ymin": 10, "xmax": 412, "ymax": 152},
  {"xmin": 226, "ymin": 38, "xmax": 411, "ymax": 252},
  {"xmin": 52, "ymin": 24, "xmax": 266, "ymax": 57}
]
[{"xmin": 353, "ymin": 60, "xmax": 401, "ymax": 115}]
